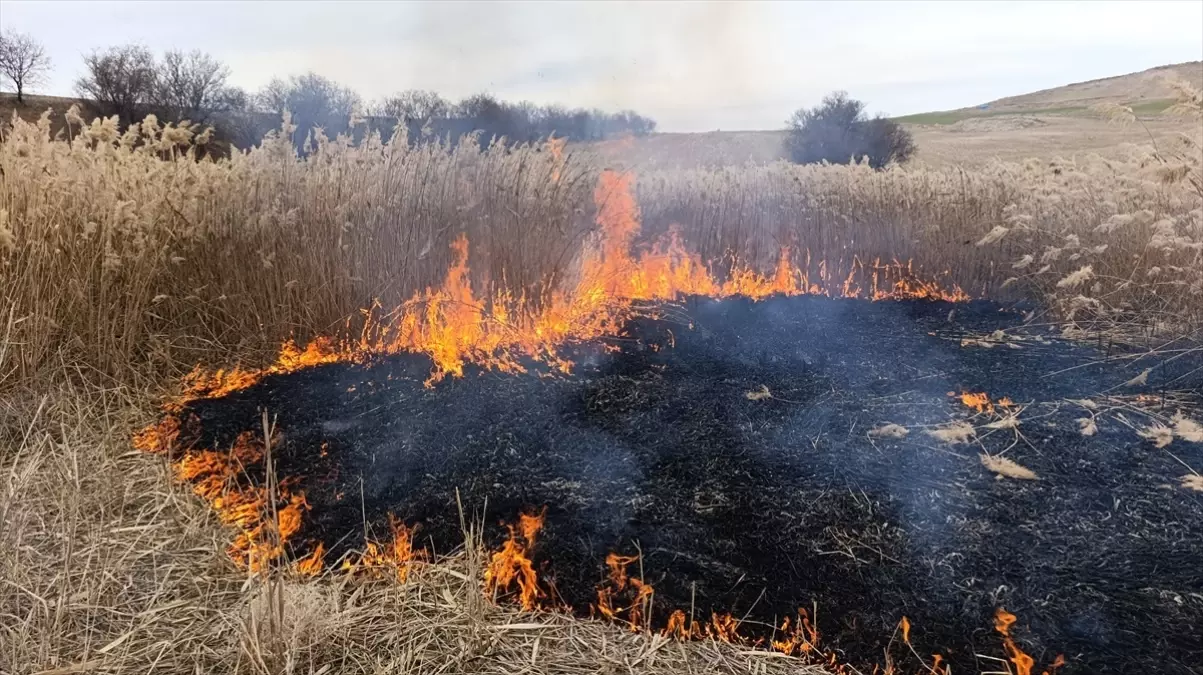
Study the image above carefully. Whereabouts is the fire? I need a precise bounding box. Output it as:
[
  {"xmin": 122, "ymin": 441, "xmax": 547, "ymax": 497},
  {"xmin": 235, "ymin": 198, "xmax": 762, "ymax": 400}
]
[
  {"xmin": 136, "ymin": 419, "xmax": 311, "ymax": 575},
  {"xmin": 130, "ymin": 169, "xmax": 992, "ymax": 669},
  {"xmin": 132, "ymin": 414, "xmax": 181, "ymax": 454},
  {"xmin": 594, "ymin": 552, "xmax": 834, "ymax": 664},
  {"xmin": 960, "ymin": 391, "xmax": 993, "ymax": 413},
  {"xmin": 483, "ymin": 508, "xmax": 546, "ymax": 610},
  {"xmin": 770, "ymin": 610, "xmax": 821, "ymax": 656},
  {"xmin": 295, "ymin": 542, "xmax": 326, "ymax": 576},
  {"xmin": 343, "ymin": 515, "xmax": 424, "ymax": 580},
  {"xmin": 594, "ymin": 552, "xmax": 655, "ymax": 629},
  {"xmin": 134, "ymin": 425, "xmax": 1063, "ymax": 675},
  {"xmin": 164, "ymin": 169, "xmax": 968, "ymax": 404},
  {"xmin": 994, "ymin": 608, "xmax": 1065, "ymax": 675},
  {"xmin": 953, "ymin": 391, "xmax": 1019, "ymax": 416}
]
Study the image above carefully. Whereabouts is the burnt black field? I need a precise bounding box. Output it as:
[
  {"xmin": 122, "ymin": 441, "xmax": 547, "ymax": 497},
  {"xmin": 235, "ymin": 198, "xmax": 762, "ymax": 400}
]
[{"xmin": 175, "ymin": 295, "xmax": 1203, "ymax": 674}]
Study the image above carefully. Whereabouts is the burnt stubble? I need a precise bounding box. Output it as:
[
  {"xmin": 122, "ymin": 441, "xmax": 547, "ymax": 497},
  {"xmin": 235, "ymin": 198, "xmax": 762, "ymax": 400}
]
[{"xmin": 179, "ymin": 296, "xmax": 1203, "ymax": 674}]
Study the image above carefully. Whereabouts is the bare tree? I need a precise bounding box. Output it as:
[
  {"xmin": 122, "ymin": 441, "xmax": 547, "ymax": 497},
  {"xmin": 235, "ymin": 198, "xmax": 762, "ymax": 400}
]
[
  {"xmin": 213, "ymin": 85, "xmax": 251, "ymax": 113},
  {"xmin": 0, "ymin": 30, "xmax": 52, "ymax": 104},
  {"xmin": 76, "ymin": 44, "xmax": 158, "ymax": 125},
  {"xmin": 256, "ymin": 72, "xmax": 362, "ymax": 150},
  {"xmin": 376, "ymin": 89, "xmax": 450, "ymax": 121},
  {"xmin": 154, "ymin": 49, "xmax": 230, "ymax": 121}
]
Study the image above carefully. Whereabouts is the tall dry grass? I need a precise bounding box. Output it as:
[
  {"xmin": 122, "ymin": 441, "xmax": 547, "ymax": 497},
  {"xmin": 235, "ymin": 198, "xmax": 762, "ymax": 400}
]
[
  {"xmin": 3, "ymin": 102, "xmax": 1199, "ymax": 390},
  {"xmin": 636, "ymin": 142, "xmax": 1202, "ymax": 332},
  {"xmin": 0, "ymin": 110, "xmax": 595, "ymax": 387}
]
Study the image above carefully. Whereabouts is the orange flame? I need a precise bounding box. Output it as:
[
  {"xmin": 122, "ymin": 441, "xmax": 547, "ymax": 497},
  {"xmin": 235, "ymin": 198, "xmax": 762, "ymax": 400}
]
[
  {"xmin": 594, "ymin": 552, "xmax": 655, "ymax": 629},
  {"xmin": 343, "ymin": 515, "xmax": 424, "ymax": 580},
  {"xmin": 959, "ymin": 391, "xmax": 993, "ymax": 413},
  {"xmin": 132, "ymin": 414, "xmax": 181, "ymax": 454},
  {"xmin": 484, "ymin": 508, "xmax": 546, "ymax": 610},
  {"xmin": 136, "ymin": 419, "xmax": 311, "ymax": 575},
  {"xmin": 770, "ymin": 610, "xmax": 821, "ymax": 656},
  {"xmin": 994, "ymin": 608, "xmax": 1065, "ymax": 675},
  {"xmin": 164, "ymin": 169, "xmax": 968, "ymax": 404}
]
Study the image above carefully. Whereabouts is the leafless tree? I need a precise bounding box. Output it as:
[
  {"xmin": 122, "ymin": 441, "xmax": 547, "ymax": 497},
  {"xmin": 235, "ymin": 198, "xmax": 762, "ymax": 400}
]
[
  {"xmin": 256, "ymin": 72, "xmax": 362, "ymax": 150},
  {"xmin": 0, "ymin": 30, "xmax": 52, "ymax": 104},
  {"xmin": 76, "ymin": 44, "xmax": 158, "ymax": 125},
  {"xmin": 376, "ymin": 89, "xmax": 450, "ymax": 121},
  {"xmin": 154, "ymin": 49, "xmax": 230, "ymax": 121}
]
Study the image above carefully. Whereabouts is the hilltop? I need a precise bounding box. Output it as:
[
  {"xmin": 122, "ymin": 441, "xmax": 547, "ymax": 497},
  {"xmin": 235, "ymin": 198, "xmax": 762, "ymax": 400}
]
[{"xmin": 895, "ymin": 61, "xmax": 1202, "ymax": 124}]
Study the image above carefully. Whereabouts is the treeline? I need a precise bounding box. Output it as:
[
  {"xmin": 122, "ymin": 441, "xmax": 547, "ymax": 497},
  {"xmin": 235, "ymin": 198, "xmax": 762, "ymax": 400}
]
[{"xmin": 0, "ymin": 32, "xmax": 656, "ymax": 150}]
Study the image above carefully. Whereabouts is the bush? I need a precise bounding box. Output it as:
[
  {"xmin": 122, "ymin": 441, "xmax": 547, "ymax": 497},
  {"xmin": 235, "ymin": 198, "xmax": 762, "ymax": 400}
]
[{"xmin": 785, "ymin": 92, "xmax": 915, "ymax": 168}]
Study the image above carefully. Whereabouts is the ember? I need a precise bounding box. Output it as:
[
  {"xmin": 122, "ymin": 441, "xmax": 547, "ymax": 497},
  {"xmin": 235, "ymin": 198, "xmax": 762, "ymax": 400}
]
[{"xmin": 134, "ymin": 172, "xmax": 1203, "ymax": 674}]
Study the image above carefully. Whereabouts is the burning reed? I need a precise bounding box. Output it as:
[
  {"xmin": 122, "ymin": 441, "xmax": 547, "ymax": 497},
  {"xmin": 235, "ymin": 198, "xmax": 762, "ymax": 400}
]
[{"xmin": 2, "ymin": 103, "xmax": 1200, "ymax": 391}]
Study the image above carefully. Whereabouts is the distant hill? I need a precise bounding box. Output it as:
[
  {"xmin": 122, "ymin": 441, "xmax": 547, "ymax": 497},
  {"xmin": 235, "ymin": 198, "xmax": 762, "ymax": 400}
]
[{"xmin": 895, "ymin": 61, "xmax": 1202, "ymax": 125}]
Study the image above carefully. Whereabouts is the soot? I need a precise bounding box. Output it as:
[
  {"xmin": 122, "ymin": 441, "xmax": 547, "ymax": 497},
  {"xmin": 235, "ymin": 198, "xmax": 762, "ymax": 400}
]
[{"xmin": 176, "ymin": 296, "xmax": 1203, "ymax": 674}]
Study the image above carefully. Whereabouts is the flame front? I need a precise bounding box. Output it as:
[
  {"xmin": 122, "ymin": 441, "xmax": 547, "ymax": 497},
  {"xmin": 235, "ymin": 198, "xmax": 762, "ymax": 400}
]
[
  {"xmin": 169, "ymin": 169, "xmax": 968, "ymax": 403},
  {"xmin": 136, "ymin": 424, "xmax": 311, "ymax": 574}
]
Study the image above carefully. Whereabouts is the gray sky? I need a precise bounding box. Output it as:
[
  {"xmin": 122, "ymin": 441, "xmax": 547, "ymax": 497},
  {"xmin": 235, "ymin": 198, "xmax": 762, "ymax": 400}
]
[{"xmin": 2, "ymin": 0, "xmax": 1200, "ymax": 132}]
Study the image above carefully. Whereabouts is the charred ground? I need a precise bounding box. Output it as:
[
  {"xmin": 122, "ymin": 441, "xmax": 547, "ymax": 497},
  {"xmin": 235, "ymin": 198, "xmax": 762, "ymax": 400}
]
[{"xmin": 175, "ymin": 296, "xmax": 1203, "ymax": 674}]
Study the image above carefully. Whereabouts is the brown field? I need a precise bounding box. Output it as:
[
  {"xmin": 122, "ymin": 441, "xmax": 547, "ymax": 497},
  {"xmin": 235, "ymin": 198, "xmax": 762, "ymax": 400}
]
[
  {"xmin": 583, "ymin": 116, "xmax": 1200, "ymax": 169},
  {"xmin": 1, "ymin": 67, "xmax": 1201, "ymax": 674}
]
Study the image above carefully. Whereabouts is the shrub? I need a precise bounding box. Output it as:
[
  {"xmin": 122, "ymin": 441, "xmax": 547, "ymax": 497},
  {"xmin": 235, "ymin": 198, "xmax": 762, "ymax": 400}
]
[{"xmin": 785, "ymin": 91, "xmax": 915, "ymax": 168}]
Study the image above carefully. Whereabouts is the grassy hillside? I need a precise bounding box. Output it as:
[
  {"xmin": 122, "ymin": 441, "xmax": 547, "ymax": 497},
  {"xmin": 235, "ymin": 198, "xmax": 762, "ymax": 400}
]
[{"xmin": 895, "ymin": 61, "xmax": 1202, "ymax": 125}]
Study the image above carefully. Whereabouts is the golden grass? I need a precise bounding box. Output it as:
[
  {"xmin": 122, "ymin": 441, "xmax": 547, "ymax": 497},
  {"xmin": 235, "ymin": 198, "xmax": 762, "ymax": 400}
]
[
  {"xmin": 2, "ymin": 100, "xmax": 1200, "ymax": 386},
  {"xmin": 0, "ymin": 110, "xmax": 595, "ymax": 385}
]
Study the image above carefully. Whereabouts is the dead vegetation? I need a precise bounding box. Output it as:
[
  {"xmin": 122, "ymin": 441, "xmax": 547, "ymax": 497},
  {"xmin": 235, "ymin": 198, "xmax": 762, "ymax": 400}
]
[
  {"xmin": 1, "ymin": 80, "xmax": 1201, "ymax": 675},
  {"xmin": 1, "ymin": 385, "xmax": 826, "ymax": 675}
]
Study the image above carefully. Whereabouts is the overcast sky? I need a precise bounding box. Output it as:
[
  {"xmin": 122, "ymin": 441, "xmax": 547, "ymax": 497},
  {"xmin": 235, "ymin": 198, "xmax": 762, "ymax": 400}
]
[{"xmin": 1, "ymin": 0, "xmax": 1200, "ymax": 132}]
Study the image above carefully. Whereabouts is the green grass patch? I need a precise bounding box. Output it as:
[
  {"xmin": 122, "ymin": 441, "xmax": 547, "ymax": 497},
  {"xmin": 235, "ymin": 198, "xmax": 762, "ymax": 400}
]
[
  {"xmin": 1129, "ymin": 99, "xmax": 1175, "ymax": 115},
  {"xmin": 892, "ymin": 110, "xmax": 978, "ymax": 125},
  {"xmin": 895, "ymin": 105, "xmax": 1094, "ymax": 125}
]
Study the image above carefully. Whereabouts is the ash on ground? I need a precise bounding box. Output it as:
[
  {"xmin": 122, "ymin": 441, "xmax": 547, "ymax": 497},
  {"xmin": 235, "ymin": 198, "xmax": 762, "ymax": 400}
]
[{"xmin": 178, "ymin": 296, "xmax": 1203, "ymax": 675}]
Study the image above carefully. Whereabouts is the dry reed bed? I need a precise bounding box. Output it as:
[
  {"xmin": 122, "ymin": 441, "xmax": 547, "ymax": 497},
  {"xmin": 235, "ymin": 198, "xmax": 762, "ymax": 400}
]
[
  {"xmin": 0, "ymin": 111, "xmax": 596, "ymax": 386},
  {"xmin": 0, "ymin": 103, "xmax": 1201, "ymax": 674},
  {"xmin": 635, "ymin": 147, "xmax": 1202, "ymax": 332},
  {"xmin": 2, "ymin": 107, "xmax": 1199, "ymax": 388}
]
